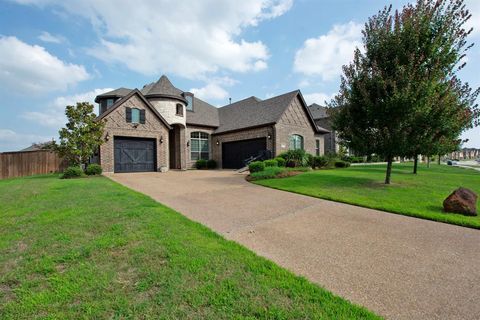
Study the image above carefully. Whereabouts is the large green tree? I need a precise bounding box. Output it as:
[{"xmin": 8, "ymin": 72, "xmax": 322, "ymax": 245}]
[
  {"xmin": 331, "ymin": 0, "xmax": 479, "ymax": 184},
  {"xmin": 54, "ymin": 102, "xmax": 105, "ymax": 167}
]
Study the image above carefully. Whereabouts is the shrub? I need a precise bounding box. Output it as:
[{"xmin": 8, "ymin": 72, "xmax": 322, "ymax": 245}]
[
  {"xmin": 195, "ymin": 159, "xmax": 208, "ymax": 169},
  {"xmin": 250, "ymin": 166, "xmax": 284, "ymax": 180},
  {"xmin": 264, "ymin": 159, "xmax": 278, "ymax": 167},
  {"xmin": 313, "ymin": 156, "xmax": 329, "ymax": 168},
  {"xmin": 334, "ymin": 160, "xmax": 351, "ymax": 168},
  {"xmin": 85, "ymin": 164, "xmax": 102, "ymax": 175},
  {"xmin": 274, "ymin": 157, "xmax": 286, "ymax": 167},
  {"xmin": 207, "ymin": 159, "xmax": 217, "ymax": 169},
  {"xmin": 62, "ymin": 166, "xmax": 84, "ymax": 179},
  {"xmin": 278, "ymin": 150, "xmax": 312, "ymax": 167},
  {"xmin": 249, "ymin": 161, "xmax": 265, "ymax": 173}
]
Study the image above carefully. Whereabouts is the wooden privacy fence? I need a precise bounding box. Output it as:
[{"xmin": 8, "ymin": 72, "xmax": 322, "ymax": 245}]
[{"xmin": 0, "ymin": 150, "xmax": 68, "ymax": 179}]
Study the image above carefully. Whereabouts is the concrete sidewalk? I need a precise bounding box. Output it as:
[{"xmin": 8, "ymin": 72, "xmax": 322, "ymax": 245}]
[{"xmin": 109, "ymin": 170, "xmax": 480, "ymax": 320}]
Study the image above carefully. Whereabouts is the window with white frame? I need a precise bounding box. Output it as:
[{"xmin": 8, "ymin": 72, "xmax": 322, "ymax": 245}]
[
  {"xmin": 191, "ymin": 132, "xmax": 209, "ymax": 160},
  {"xmin": 315, "ymin": 139, "xmax": 320, "ymax": 156},
  {"xmin": 289, "ymin": 134, "xmax": 304, "ymax": 150}
]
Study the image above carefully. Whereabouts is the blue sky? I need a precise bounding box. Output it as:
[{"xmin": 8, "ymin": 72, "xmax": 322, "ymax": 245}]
[{"xmin": 0, "ymin": 0, "xmax": 479, "ymax": 151}]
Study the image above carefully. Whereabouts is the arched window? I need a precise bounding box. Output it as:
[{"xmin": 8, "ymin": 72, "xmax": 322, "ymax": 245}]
[
  {"xmin": 191, "ymin": 132, "xmax": 209, "ymax": 160},
  {"xmin": 176, "ymin": 103, "xmax": 183, "ymax": 116},
  {"xmin": 289, "ymin": 134, "xmax": 304, "ymax": 150}
]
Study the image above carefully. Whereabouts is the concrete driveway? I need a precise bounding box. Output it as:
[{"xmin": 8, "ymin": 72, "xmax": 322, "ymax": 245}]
[{"xmin": 109, "ymin": 170, "xmax": 480, "ymax": 320}]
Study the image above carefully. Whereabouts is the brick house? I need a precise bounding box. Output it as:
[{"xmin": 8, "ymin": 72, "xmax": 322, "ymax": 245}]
[
  {"xmin": 308, "ymin": 103, "xmax": 339, "ymax": 155},
  {"xmin": 95, "ymin": 75, "xmax": 329, "ymax": 173}
]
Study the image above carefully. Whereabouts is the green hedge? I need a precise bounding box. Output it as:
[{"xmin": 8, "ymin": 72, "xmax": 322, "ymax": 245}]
[
  {"xmin": 62, "ymin": 166, "xmax": 84, "ymax": 179},
  {"xmin": 249, "ymin": 161, "xmax": 265, "ymax": 173},
  {"xmin": 85, "ymin": 164, "xmax": 102, "ymax": 175},
  {"xmin": 264, "ymin": 159, "xmax": 278, "ymax": 167}
]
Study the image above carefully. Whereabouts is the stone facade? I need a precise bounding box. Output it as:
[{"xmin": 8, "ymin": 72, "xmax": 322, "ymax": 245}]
[
  {"xmin": 149, "ymin": 98, "xmax": 186, "ymax": 126},
  {"xmin": 100, "ymin": 94, "xmax": 170, "ymax": 173},
  {"xmin": 212, "ymin": 126, "xmax": 274, "ymax": 168},
  {"xmin": 275, "ymin": 96, "xmax": 324, "ymax": 156}
]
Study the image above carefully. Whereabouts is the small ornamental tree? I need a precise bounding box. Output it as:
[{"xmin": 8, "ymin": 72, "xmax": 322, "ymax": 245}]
[{"xmin": 54, "ymin": 102, "xmax": 105, "ymax": 167}]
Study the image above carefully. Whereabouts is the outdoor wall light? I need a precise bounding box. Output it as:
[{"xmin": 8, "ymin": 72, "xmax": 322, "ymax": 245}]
[
  {"xmin": 159, "ymin": 136, "xmax": 163, "ymax": 144},
  {"xmin": 216, "ymin": 140, "xmax": 220, "ymax": 145},
  {"xmin": 104, "ymin": 133, "xmax": 110, "ymax": 142},
  {"xmin": 267, "ymin": 135, "xmax": 272, "ymax": 139},
  {"xmin": 187, "ymin": 141, "xmax": 190, "ymax": 147}
]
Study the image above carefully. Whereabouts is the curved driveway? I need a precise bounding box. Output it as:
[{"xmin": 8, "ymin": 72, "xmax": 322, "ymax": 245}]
[{"xmin": 109, "ymin": 170, "xmax": 480, "ymax": 320}]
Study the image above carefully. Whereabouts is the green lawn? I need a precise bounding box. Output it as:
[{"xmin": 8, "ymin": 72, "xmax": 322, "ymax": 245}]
[
  {"xmin": 255, "ymin": 163, "xmax": 480, "ymax": 229},
  {"xmin": 0, "ymin": 175, "xmax": 378, "ymax": 319}
]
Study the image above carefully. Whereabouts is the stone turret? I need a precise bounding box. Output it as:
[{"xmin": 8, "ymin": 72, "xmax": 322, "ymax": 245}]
[{"xmin": 142, "ymin": 75, "xmax": 187, "ymax": 126}]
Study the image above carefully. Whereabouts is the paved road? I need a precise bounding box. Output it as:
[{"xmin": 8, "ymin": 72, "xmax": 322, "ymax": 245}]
[{"xmin": 109, "ymin": 170, "xmax": 480, "ymax": 320}]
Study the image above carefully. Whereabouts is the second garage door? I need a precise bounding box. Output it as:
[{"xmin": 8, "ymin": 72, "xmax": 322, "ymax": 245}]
[
  {"xmin": 222, "ymin": 138, "xmax": 267, "ymax": 169},
  {"xmin": 114, "ymin": 137, "xmax": 156, "ymax": 173}
]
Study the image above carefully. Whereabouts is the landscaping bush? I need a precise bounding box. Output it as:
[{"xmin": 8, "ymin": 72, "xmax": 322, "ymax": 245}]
[
  {"xmin": 249, "ymin": 161, "xmax": 265, "ymax": 173},
  {"xmin": 279, "ymin": 150, "xmax": 312, "ymax": 167},
  {"xmin": 274, "ymin": 157, "xmax": 286, "ymax": 167},
  {"xmin": 250, "ymin": 166, "xmax": 285, "ymax": 180},
  {"xmin": 195, "ymin": 159, "xmax": 208, "ymax": 169},
  {"xmin": 62, "ymin": 166, "xmax": 84, "ymax": 179},
  {"xmin": 85, "ymin": 164, "xmax": 102, "ymax": 175},
  {"xmin": 313, "ymin": 156, "xmax": 329, "ymax": 168},
  {"xmin": 207, "ymin": 159, "xmax": 217, "ymax": 169},
  {"xmin": 264, "ymin": 159, "xmax": 278, "ymax": 167},
  {"xmin": 334, "ymin": 160, "xmax": 351, "ymax": 168}
]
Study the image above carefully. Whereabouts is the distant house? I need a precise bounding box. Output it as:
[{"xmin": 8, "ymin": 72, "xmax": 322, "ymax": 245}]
[
  {"xmin": 308, "ymin": 103, "xmax": 339, "ymax": 155},
  {"xmin": 94, "ymin": 75, "xmax": 329, "ymax": 173}
]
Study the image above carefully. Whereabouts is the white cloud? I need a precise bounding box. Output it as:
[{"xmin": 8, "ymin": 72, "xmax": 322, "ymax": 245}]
[
  {"xmin": 191, "ymin": 83, "xmax": 229, "ymax": 101},
  {"xmin": 14, "ymin": 0, "xmax": 292, "ymax": 79},
  {"xmin": 303, "ymin": 92, "xmax": 335, "ymax": 106},
  {"xmin": 22, "ymin": 88, "xmax": 114, "ymax": 128},
  {"xmin": 0, "ymin": 36, "xmax": 89, "ymax": 93},
  {"xmin": 38, "ymin": 31, "xmax": 65, "ymax": 43},
  {"xmin": 0, "ymin": 129, "xmax": 51, "ymax": 152},
  {"xmin": 294, "ymin": 21, "xmax": 362, "ymax": 81}
]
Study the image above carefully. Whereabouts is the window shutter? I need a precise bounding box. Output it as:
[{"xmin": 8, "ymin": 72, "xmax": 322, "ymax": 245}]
[
  {"xmin": 126, "ymin": 107, "xmax": 132, "ymax": 122},
  {"xmin": 140, "ymin": 109, "xmax": 146, "ymax": 124}
]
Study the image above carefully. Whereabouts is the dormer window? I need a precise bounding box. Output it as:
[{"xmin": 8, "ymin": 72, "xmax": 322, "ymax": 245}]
[
  {"xmin": 106, "ymin": 98, "xmax": 115, "ymax": 107},
  {"xmin": 185, "ymin": 94, "xmax": 194, "ymax": 111},
  {"xmin": 176, "ymin": 103, "xmax": 184, "ymax": 116}
]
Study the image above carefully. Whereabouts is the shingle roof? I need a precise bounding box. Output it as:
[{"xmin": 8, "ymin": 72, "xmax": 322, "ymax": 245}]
[
  {"xmin": 141, "ymin": 75, "xmax": 186, "ymax": 103},
  {"xmin": 186, "ymin": 97, "xmax": 220, "ymax": 127},
  {"xmin": 215, "ymin": 91, "xmax": 299, "ymax": 134},
  {"xmin": 94, "ymin": 87, "xmax": 132, "ymax": 102},
  {"xmin": 93, "ymin": 76, "xmax": 328, "ymax": 134},
  {"xmin": 308, "ymin": 103, "xmax": 329, "ymax": 120}
]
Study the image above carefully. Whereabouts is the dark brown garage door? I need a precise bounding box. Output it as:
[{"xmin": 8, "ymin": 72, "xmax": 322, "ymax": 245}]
[
  {"xmin": 222, "ymin": 138, "xmax": 267, "ymax": 169},
  {"xmin": 114, "ymin": 137, "xmax": 156, "ymax": 173}
]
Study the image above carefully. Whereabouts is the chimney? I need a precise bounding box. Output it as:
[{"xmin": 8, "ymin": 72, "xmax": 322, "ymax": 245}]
[{"xmin": 229, "ymin": 97, "xmax": 232, "ymax": 105}]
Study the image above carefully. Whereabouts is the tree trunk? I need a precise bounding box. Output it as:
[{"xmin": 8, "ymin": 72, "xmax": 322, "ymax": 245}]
[
  {"xmin": 437, "ymin": 154, "xmax": 441, "ymax": 165},
  {"xmin": 385, "ymin": 156, "xmax": 393, "ymax": 184},
  {"xmin": 413, "ymin": 155, "xmax": 418, "ymax": 174},
  {"xmin": 427, "ymin": 156, "xmax": 430, "ymax": 168}
]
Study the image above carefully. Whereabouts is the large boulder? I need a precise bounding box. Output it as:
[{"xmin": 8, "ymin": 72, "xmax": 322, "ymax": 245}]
[{"xmin": 443, "ymin": 187, "xmax": 478, "ymax": 216}]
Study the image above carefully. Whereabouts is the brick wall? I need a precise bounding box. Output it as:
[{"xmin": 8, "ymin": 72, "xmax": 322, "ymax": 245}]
[
  {"xmin": 100, "ymin": 94, "xmax": 170, "ymax": 173},
  {"xmin": 275, "ymin": 96, "xmax": 325, "ymax": 156}
]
